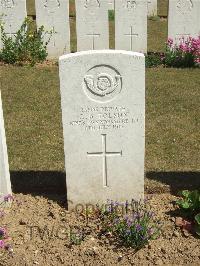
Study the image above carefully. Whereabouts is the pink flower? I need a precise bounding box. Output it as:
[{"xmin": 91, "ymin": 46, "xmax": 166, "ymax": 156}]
[{"xmin": 167, "ymin": 38, "xmax": 173, "ymax": 47}]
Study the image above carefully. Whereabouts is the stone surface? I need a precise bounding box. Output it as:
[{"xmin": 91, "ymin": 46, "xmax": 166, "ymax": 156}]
[
  {"xmin": 168, "ymin": 0, "xmax": 200, "ymax": 43},
  {"xmin": 108, "ymin": 0, "xmax": 114, "ymax": 9},
  {"xmin": 75, "ymin": 0, "xmax": 109, "ymax": 51},
  {"xmin": 115, "ymin": 0, "xmax": 147, "ymax": 53},
  {"xmin": 147, "ymin": 0, "xmax": 157, "ymax": 16},
  {"xmin": 35, "ymin": 0, "xmax": 70, "ymax": 58},
  {"xmin": 0, "ymin": 91, "xmax": 11, "ymax": 198},
  {"xmin": 0, "ymin": 0, "xmax": 27, "ymax": 49},
  {"xmin": 59, "ymin": 50, "xmax": 145, "ymax": 206}
]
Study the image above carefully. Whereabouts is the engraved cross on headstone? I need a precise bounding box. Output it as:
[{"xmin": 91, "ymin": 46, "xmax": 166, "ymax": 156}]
[
  {"xmin": 4, "ymin": 12, "xmax": 16, "ymax": 38},
  {"xmin": 86, "ymin": 32, "xmax": 100, "ymax": 49},
  {"xmin": 49, "ymin": 24, "xmax": 57, "ymax": 47},
  {"xmin": 124, "ymin": 26, "xmax": 138, "ymax": 50},
  {"xmin": 87, "ymin": 134, "xmax": 122, "ymax": 187},
  {"xmin": 44, "ymin": 0, "xmax": 60, "ymax": 47}
]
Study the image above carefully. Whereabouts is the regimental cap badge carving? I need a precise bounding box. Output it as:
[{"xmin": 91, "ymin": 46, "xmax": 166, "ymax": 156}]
[
  {"xmin": 176, "ymin": 0, "xmax": 193, "ymax": 14},
  {"xmin": 83, "ymin": 65, "xmax": 122, "ymax": 103},
  {"xmin": 84, "ymin": 0, "xmax": 100, "ymax": 8},
  {"xmin": 44, "ymin": 0, "xmax": 60, "ymax": 11},
  {"xmin": 125, "ymin": 0, "xmax": 137, "ymax": 10}
]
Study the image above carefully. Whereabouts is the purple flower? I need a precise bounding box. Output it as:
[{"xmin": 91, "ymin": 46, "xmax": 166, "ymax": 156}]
[
  {"xmin": 114, "ymin": 201, "xmax": 119, "ymax": 207},
  {"xmin": 0, "ymin": 227, "xmax": 7, "ymax": 239},
  {"xmin": 132, "ymin": 212, "xmax": 139, "ymax": 219},
  {"xmin": 124, "ymin": 215, "xmax": 129, "ymax": 221},
  {"xmin": 141, "ymin": 235, "xmax": 147, "ymax": 241},
  {"xmin": 148, "ymin": 228, "xmax": 155, "ymax": 236},
  {"xmin": 126, "ymin": 218, "xmax": 133, "ymax": 227},
  {"xmin": 135, "ymin": 224, "xmax": 143, "ymax": 232},
  {"xmin": 4, "ymin": 194, "xmax": 14, "ymax": 202},
  {"xmin": 0, "ymin": 240, "xmax": 5, "ymax": 248}
]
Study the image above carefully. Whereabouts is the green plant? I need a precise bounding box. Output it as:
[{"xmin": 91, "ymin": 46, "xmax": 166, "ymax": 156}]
[
  {"xmin": 69, "ymin": 227, "xmax": 84, "ymax": 245},
  {"xmin": 100, "ymin": 199, "xmax": 161, "ymax": 250},
  {"xmin": 176, "ymin": 190, "xmax": 200, "ymax": 214},
  {"xmin": 176, "ymin": 190, "xmax": 200, "ymax": 236},
  {"xmin": 195, "ymin": 214, "xmax": 200, "ymax": 236},
  {"xmin": 145, "ymin": 52, "xmax": 163, "ymax": 68},
  {"xmin": 0, "ymin": 17, "xmax": 50, "ymax": 65},
  {"xmin": 164, "ymin": 37, "xmax": 200, "ymax": 68},
  {"xmin": 108, "ymin": 10, "xmax": 115, "ymax": 21},
  {"xmin": 148, "ymin": 16, "xmax": 160, "ymax": 21}
]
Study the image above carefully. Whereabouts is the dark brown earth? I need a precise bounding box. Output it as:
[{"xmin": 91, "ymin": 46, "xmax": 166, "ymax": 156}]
[{"xmin": 0, "ymin": 192, "xmax": 200, "ymax": 266}]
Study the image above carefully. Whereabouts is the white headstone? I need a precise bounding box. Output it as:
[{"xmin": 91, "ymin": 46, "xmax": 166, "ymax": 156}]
[
  {"xmin": 35, "ymin": 0, "xmax": 70, "ymax": 59},
  {"xmin": 168, "ymin": 0, "xmax": 200, "ymax": 43},
  {"xmin": 59, "ymin": 50, "xmax": 145, "ymax": 207},
  {"xmin": 108, "ymin": 0, "xmax": 114, "ymax": 9},
  {"xmin": 75, "ymin": 0, "xmax": 109, "ymax": 51},
  {"xmin": 0, "ymin": 91, "xmax": 11, "ymax": 198},
  {"xmin": 148, "ymin": 0, "xmax": 157, "ymax": 16},
  {"xmin": 115, "ymin": 0, "xmax": 147, "ymax": 53},
  {"xmin": 0, "ymin": 0, "xmax": 27, "ymax": 50}
]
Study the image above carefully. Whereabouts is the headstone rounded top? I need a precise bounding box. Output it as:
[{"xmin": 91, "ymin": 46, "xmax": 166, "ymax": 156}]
[{"xmin": 59, "ymin": 50, "xmax": 145, "ymax": 61}]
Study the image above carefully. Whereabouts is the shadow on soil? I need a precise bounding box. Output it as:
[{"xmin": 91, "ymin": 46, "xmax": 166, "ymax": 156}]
[
  {"xmin": 10, "ymin": 170, "xmax": 67, "ymax": 208},
  {"xmin": 10, "ymin": 170, "xmax": 200, "ymax": 205},
  {"xmin": 146, "ymin": 171, "xmax": 200, "ymax": 194}
]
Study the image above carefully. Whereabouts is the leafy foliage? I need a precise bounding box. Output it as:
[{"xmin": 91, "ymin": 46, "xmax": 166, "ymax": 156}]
[
  {"xmin": 176, "ymin": 190, "xmax": 200, "ymax": 236},
  {"xmin": 195, "ymin": 214, "xmax": 200, "ymax": 236},
  {"xmin": 176, "ymin": 190, "xmax": 200, "ymax": 214},
  {"xmin": 0, "ymin": 18, "xmax": 50, "ymax": 66},
  {"xmin": 164, "ymin": 37, "xmax": 200, "ymax": 68},
  {"xmin": 100, "ymin": 199, "xmax": 161, "ymax": 250},
  {"xmin": 108, "ymin": 10, "xmax": 115, "ymax": 21},
  {"xmin": 146, "ymin": 52, "xmax": 163, "ymax": 68}
]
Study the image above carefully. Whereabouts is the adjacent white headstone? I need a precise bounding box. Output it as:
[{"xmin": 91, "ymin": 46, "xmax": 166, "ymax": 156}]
[
  {"xmin": 115, "ymin": 0, "xmax": 147, "ymax": 53},
  {"xmin": 168, "ymin": 0, "xmax": 200, "ymax": 43},
  {"xmin": 0, "ymin": 91, "xmax": 11, "ymax": 198},
  {"xmin": 35, "ymin": 0, "xmax": 70, "ymax": 59},
  {"xmin": 59, "ymin": 50, "xmax": 145, "ymax": 206},
  {"xmin": 0, "ymin": 0, "xmax": 27, "ymax": 50},
  {"xmin": 148, "ymin": 0, "xmax": 157, "ymax": 16},
  {"xmin": 75, "ymin": 0, "xmax": 109, "ymax": 51}
]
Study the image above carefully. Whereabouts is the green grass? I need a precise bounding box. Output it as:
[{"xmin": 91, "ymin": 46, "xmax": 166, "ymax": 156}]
[
  {"xmin": 146, "ymin": 68, "xmax": 199, "ymax": 171},
  {"xmin": 148, "ymin": 19, "xmax": 167, "ymax": 52},
  {"xmin": 158, "ymin": 0, "xmax": 168, "ymax": 17},
  {"xmin": 27, "ymin": 0, "xmax": 35, "ymax": 16},
  {"xmin": 0, "ymin": 66, "xmax": 199, "ymax": 174},
  {"xmin": 0, "ymin": 66, "xmax": 64, "ymax": 171}
]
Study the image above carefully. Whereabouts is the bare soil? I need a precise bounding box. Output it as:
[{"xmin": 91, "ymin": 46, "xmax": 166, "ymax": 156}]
[{"xmin": 0, "ymin": 193, "xmax": 199, "ymax": 266}]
